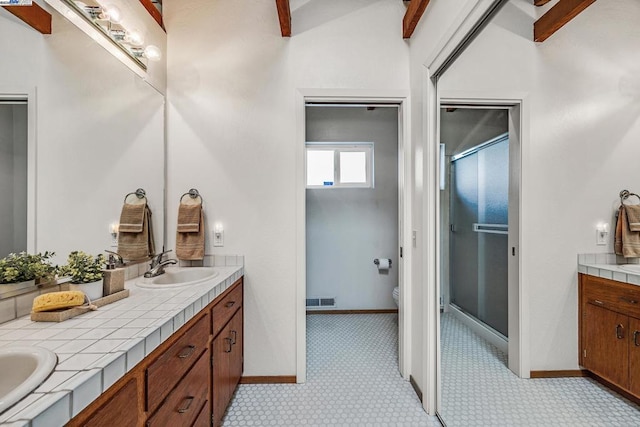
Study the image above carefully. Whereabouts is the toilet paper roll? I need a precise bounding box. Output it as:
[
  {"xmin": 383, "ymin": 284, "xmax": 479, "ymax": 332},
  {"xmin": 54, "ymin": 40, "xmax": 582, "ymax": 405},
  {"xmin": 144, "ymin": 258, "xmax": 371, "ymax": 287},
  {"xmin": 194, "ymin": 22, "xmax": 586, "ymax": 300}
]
[{"xmin": 377, "ymin": 258, "xmax": 390, "ymax": 270}]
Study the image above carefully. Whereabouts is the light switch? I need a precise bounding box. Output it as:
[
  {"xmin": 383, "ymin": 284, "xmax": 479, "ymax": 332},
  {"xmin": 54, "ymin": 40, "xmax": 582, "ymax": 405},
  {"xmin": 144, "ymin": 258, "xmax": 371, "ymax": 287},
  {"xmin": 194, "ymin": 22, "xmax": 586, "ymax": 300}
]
[{"xmin": 213, "ymin": 224, "xmax": 224, "ymax": 247}]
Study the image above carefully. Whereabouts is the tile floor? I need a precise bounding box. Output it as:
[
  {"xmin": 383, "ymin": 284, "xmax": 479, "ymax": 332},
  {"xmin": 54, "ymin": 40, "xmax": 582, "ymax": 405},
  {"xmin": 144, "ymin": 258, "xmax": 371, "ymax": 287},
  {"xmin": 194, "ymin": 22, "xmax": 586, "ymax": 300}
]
[
  {"xmin": 222, "ymin": 313, "xmax": 440, "ymax": 426},
  {"xmin": 440, "ymin": 312, "xmax": 640, "ymax": 426},
  {"xmin": 223, "ymin": 312, "xmax": 640, "ymax": 426}
]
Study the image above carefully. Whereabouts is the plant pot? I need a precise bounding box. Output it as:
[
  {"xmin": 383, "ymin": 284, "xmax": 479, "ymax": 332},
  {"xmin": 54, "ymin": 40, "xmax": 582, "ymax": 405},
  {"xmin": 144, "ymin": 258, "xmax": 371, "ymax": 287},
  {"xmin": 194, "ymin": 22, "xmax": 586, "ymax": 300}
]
[
  {"xmin": 69, "ymin": 279, "xmax": 103, "ymax": 301},
  {"xmin": 0, "ymin": 279, "xmax": 36, "ymax": 294}
]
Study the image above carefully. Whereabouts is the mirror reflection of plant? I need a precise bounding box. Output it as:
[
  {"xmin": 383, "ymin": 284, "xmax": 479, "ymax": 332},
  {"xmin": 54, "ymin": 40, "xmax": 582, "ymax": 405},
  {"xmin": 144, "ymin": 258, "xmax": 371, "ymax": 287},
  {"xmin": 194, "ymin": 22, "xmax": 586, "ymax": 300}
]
[
  {"xmin": 59, "ymin": 251, "xmax": 106, "ymax": 284},
  {"xmin": 0, "ymin": 251, "xmax": 57, "ymax": 284}
]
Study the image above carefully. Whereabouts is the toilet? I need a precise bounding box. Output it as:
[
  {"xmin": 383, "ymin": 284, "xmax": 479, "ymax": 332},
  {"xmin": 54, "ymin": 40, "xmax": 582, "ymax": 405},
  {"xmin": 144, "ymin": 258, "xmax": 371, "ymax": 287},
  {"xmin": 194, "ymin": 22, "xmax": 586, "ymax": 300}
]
[{"xmin": 392, "ymin": 286, "xmax": 399, "ymax": 307}]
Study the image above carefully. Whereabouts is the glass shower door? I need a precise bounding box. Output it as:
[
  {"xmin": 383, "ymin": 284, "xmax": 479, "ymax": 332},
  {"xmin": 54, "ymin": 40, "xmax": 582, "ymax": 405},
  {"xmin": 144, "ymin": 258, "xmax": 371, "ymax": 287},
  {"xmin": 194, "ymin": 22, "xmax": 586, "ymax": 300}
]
[{"xmin": 450, "ymin": 137, "xmax": 509, "ymax": 337}]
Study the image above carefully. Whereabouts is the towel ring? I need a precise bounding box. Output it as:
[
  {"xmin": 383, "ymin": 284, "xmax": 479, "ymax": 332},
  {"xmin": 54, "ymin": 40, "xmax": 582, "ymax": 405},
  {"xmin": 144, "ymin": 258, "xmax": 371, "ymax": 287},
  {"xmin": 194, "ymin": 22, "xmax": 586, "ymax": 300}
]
[
  {"xmin": 180, "ymin": 188, "xmax": 203, "ymax": 204},
  {"xmin": 620, "ymin": 189, "xmax": 640, "ymax": 205},
  {"xmin": 123, "ymin": 188, "xmax": 146, "ymax": 203}
]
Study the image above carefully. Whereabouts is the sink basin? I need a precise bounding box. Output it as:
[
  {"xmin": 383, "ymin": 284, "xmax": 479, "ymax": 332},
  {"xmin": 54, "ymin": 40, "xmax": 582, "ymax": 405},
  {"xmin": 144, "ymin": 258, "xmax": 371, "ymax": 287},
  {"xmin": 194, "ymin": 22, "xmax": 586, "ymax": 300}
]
[
  {"xmin": 0, "ymin": 346, "xmax": 57, "ymax": 413},
  {"xmin": 619, "ymin": 264, "xmax": 640, "ymax": 274},
  {"xmin": 136, "ymin": 267, "xmax": 219, "ymax": 289}
]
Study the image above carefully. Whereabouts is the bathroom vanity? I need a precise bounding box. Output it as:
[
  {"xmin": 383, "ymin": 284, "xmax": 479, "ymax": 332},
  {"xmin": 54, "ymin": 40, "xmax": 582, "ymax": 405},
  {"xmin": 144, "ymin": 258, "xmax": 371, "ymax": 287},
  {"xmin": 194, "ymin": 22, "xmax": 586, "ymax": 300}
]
[
  {"xmin": 578, "ymin": 256, "xmax": 640, "ymax": 401},
  {"xmin": 68, "ymin": 278, "xmax": 243, "ymax": 426},
  {"xmin": 0, "ymin": 260, "xmax": 244, "ymax": 426}
]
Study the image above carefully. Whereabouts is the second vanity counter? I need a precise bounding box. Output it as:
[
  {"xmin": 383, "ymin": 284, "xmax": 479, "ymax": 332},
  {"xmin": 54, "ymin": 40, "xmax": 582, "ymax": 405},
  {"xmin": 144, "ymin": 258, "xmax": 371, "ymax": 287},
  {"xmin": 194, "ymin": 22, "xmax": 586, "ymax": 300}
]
[
  {"xmin": 578, "ymin": 253, "xmax": 640, "ymax": 286},
  {"xmin": 0, "ymin": 263, "xmax": 244, "ymax": 426}
]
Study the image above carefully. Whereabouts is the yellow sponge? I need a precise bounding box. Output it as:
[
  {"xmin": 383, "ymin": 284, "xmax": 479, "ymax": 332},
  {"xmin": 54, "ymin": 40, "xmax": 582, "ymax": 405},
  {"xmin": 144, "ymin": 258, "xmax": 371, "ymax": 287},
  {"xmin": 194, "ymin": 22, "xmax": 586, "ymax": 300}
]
[{"xmin": 32, "ymin": 291, "xmax": 85, "ymax": 312}]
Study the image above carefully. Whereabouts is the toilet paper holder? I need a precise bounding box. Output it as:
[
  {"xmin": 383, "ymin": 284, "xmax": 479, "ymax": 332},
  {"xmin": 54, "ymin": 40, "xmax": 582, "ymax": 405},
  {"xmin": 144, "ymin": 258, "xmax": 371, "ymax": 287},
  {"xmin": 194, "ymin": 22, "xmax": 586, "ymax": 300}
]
[{"xmin": 373, "ymin": 258, "xmax": 392, "ymax": 268}]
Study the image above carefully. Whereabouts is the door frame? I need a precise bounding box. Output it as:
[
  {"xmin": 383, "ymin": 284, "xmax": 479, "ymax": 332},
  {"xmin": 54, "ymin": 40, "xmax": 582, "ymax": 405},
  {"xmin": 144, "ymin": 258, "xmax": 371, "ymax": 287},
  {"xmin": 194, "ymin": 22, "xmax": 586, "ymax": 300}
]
[
  {"xmin": 295, "ymin": 89, "xmax": 412, "ymax": 383},
  {"xmin": 437, "ymin": 91, "xmax": 529, "ymax": 384},
  {"xmin": 0, "ymin": 88, "xmax": 37, "ymax": 254}
]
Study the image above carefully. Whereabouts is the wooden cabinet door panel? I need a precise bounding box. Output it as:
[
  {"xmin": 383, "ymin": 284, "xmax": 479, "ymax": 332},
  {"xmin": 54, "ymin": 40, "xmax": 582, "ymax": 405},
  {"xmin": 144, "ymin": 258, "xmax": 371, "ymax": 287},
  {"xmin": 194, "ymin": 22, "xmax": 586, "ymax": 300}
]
[
  {"xmin": 583, "ymin": 302, "xmax": 629, "ymax": 388},
  {"xmin": 629, "ymin": 317, "xmax": 640, "ymax": 396},
  {"xmin": 83, "ymin": 377, "xmax": 139, "ymax": 427},
  {"xmin": 147, "ymin": 351, "xmax": 209, "ymax": 427},
  {"xmin": 213, "ymin": 320, "xmax": 232, "ymax": 427},
  {"xmin": 230, "ymin": 307, "xmax": 243, "ymax": 391}
]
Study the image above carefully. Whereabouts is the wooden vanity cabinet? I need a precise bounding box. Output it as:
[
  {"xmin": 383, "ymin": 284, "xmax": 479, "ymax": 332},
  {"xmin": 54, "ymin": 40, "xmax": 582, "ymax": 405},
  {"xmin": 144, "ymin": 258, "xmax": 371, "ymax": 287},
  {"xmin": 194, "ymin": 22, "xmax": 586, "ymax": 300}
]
[
  {"xmin": 69, "ymin": 277, "xmax": 244, "ymax": 427},
  {"xmin": 211, "ymin": 284, "xmax": 243, "ymax": 427},
  {"xmin": 579, "ymin": 274, "xmax": 640, "ymax": 400}
]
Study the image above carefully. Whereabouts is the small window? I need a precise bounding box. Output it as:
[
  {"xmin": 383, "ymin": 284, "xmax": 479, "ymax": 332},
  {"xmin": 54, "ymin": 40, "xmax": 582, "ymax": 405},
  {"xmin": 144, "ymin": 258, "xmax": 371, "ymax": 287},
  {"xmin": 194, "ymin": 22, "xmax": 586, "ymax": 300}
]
[{"xmin": 306, "ymin": 143, "xmax": 373, "ymax": 188}]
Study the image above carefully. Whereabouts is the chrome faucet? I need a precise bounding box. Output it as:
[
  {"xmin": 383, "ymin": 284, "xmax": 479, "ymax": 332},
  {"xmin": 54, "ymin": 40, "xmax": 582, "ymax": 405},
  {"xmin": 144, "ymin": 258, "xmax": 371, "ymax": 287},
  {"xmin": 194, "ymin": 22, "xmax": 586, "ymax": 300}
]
[
  {"xmin": 144, "ymin": 250, "xmax": 177, "ymax": 278},
  {"xmin": 105, "ymin": 250, "xmax": 126, "ymax": 268}
]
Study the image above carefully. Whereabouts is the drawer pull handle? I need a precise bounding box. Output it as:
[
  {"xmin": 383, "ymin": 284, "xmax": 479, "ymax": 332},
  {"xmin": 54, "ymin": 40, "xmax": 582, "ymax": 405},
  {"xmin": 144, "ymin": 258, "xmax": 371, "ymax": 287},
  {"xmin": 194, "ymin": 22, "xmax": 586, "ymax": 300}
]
[
  {"xmin": 231, "ymin": 330, "xmax": 237, "ymax": 345},
  {"xmin": 593, "ymin": 300, "xmax": 604, "ymax": 305},
  {"xmin": 616, "ymin": 324, "xmax": 625, "ymax": 340},
  {"xmin": 177, "ymin": 396, "xmax": 195, "ymax": 414},
  {"xmin": 634, "ymin": 331, "xmax": 640, "ymax": 347},
  {"xmin": 225, "ymin": 337, "xmax": 233, "ymax": 353},
  {"xmin": 178, "ymin": 345, "xmax": 196, "ymax": 359},
  {"xmin": 225, "ymin": 301, "xmax": 236, "ymax": 308},
  {"xmin": 620, "ymin": 296, "xmax": 638, "ymax": 305}
]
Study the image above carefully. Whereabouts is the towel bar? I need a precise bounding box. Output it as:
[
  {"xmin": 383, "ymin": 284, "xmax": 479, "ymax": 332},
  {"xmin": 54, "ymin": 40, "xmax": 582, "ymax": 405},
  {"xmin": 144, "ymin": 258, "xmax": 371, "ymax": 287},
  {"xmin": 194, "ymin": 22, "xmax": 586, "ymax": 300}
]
[
  {"xmin": 123, "ymin": 188, "xmax": 146, "ymax": 203},
  {"xmin": 180, "ymin": 188, "xmax": 203, "ymax": 204},
  {"xmin": 620, "ymin": 189, "xmax": 640, "ymax": 205}
]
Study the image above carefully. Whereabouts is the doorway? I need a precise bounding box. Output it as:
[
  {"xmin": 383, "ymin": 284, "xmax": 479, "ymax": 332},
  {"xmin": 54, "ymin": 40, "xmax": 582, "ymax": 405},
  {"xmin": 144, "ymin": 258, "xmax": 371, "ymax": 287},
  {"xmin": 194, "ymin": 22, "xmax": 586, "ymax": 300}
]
[
  {"xmin": 437, "ymin": 101, "xmax": 523, "ymax": 424},
  {"xmin": 295, "ymin": 93, "xmax": 412, "ymax": 384},
  {"xmin": 0, "ymin": 100, "xmax": 28, "ymax": 258}
]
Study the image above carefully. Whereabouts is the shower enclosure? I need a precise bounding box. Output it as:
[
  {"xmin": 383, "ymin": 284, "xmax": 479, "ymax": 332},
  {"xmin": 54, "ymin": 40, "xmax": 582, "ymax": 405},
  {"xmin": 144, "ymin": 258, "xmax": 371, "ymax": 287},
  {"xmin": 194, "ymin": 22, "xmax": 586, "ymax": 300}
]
[{"xmin": 449, "ymin": 133, "xmax": 509, "ymax": 337}]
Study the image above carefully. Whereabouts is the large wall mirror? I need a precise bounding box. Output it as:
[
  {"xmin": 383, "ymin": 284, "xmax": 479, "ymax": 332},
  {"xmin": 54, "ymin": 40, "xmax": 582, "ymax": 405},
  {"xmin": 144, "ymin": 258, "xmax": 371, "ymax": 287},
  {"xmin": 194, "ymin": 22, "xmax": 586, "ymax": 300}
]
[{"xmin": 0, "ymin": 4, "xmax": 165, "ymax": 264}]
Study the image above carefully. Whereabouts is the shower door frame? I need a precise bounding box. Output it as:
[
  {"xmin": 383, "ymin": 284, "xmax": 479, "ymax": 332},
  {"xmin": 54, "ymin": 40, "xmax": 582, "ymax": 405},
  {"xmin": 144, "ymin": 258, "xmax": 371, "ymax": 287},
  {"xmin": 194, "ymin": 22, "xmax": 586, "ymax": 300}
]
[{"xmin": 438, "ymin": 92, "xmax": 528, "ymax": 380}]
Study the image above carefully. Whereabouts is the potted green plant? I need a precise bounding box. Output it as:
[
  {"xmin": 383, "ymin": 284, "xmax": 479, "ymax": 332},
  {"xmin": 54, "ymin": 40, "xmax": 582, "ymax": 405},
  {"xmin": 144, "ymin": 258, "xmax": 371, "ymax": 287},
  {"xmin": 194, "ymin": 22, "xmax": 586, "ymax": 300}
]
[
  {"xmin": 0, "ymin": 251, "xmax": 56, "ymax": 293},
  {"xmin": 59, "ymin": 251, "xmax": 106, "ymax": 300}
]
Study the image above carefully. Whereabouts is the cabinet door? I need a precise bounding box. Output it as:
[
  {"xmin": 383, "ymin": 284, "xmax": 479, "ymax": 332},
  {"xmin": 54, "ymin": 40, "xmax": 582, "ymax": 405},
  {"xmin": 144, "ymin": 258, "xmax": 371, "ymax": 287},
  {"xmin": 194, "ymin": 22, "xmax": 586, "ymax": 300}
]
[
  {"xmin": 83, "ymin": 378, "xmax": 140, "ymax": 427},
  {"xmin": 629, "ymin": 317, "xmax": 640, "ymax": 396},
  {"xmin": 582, "ymin": 302, "xmax": 629, "ymax": 388},
  {"xmin": 212, "ymin": 321, "xmax": 233, "ymax": 427},
  {"xmin": 229, "ymin": 307, "xmax": 244, "ymax": 391}
]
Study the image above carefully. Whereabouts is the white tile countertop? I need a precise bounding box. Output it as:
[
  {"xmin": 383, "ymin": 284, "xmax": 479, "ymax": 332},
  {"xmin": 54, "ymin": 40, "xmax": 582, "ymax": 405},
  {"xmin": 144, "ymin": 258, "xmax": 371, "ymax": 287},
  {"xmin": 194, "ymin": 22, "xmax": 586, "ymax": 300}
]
[
  {"xmin": 0, "ymin": 264, "xmax": 244, "ymax": 427},
  {"xmin": 578, "ymin": 253, "xmax": 640, "ymax": 286}
]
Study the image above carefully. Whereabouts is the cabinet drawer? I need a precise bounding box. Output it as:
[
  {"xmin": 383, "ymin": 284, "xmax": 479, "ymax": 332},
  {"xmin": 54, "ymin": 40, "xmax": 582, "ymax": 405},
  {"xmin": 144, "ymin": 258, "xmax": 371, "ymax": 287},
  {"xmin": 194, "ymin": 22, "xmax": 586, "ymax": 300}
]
[
  {"xmin": 147, "ymin": 351, "xmax": 210, "ymax": 427},
  {"xmin": 147, "ymin": 313, "xmax": 210, "ymax": 412},
  {"xmin": 192, "ymin": 399, "xmax": 211, "ymax": 427},
  {"xmin": 213, "ymin": 281, "xmax": 242, "ymax": 337},
  {"xmin": 583, "ymin": 275, "xmax": 640, "ymax": 318}
]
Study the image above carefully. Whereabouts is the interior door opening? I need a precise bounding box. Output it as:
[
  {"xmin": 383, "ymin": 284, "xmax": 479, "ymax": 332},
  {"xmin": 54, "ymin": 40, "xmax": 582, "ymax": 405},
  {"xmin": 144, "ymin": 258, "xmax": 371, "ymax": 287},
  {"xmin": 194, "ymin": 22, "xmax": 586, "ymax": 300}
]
[{"xmin": 303, "ymin": 102, "xmax": 405, "ymax": 374}]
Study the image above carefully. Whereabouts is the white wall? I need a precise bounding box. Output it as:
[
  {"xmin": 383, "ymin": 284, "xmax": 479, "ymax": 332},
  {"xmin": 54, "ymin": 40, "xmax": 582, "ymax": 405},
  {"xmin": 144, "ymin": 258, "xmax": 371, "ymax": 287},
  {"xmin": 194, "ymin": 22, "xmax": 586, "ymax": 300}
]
[
  {"xmin": 306, "ymin": 106, "xmax": 399, "ymax": 310},
  {"xmin": 165, "ymin": 0, "xmax": 409, "ymax": 376},
  {"xmin": 439, "ymin": 0, "xmax": 640, "ymax": 370},
  {"xmin": 0, "ymin": 7, "xmax": 165, "ymax": 263}
]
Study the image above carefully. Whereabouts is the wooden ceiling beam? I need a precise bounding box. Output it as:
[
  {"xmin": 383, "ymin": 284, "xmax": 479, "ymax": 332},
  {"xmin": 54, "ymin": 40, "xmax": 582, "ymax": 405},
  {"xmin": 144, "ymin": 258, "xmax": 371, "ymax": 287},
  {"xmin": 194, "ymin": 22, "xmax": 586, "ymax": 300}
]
[
  {"xmin": 403, "ymin": 0, "xmax": 431, "ymax": 39},
  {"xmin": 2, "ymin": 2, "xmax": 51, "ymax": 34},
  {"xmin": 276, "ymin": 0, "xmax": 291, "ymax": 37},
  {"xmin": 139, "ymin": 0, "xmax": 164, "ymax": 31},
  {"xmin": 534, "ymin": 0, "xmax": 552, "ymax": 6},
  {"xmin": 534, "ymin": 0, "xmax": 596, "ymax": 42}
]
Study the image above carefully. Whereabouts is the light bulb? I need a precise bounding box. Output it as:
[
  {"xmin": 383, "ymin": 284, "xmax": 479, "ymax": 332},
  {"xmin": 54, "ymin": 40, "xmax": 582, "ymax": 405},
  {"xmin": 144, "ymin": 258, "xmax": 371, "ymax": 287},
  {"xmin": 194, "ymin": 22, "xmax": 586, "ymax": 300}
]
[
  {"xmin": 144, "ymin": 45, "xmax": 162, "ymax": 61},
  {"xmin": 127, "ymin": 29, "xmax": 144, "ymax": 47},
  {"xmin": 102, "ymin": 4, "xmax": 122, "ymax": 23}
]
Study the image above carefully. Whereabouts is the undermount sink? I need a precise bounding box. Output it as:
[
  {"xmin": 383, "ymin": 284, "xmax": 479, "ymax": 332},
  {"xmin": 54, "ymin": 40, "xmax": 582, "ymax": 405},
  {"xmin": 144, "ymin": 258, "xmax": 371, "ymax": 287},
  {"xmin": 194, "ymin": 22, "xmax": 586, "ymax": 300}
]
[
  {"xmin": 618, "ymin": 264, "xmax": 640, "ymax": 274},
  {"xmin": 0, "ymin": 346, "xmax": 57, "ymax": 413},
  {"xmin": 136, "ymin": 267, "xmax": 219, "ymax": 289}
]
